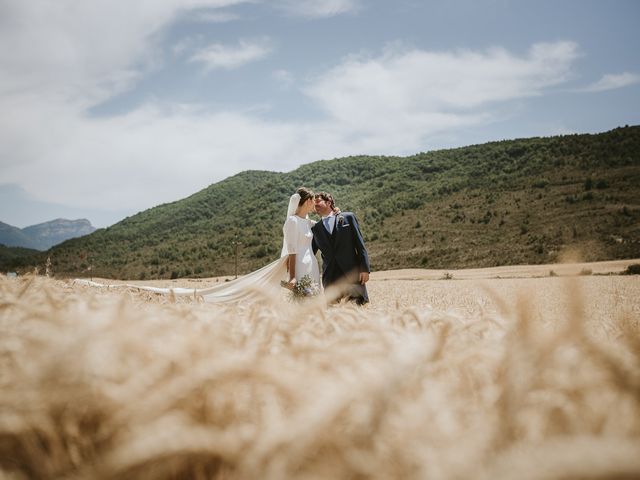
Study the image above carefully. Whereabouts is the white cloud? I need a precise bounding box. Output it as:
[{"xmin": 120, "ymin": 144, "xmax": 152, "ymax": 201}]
[
  {"xmin": 304, "ymin": 41, "xmax": 579, "ymax": 135},
  {"xmin": 193, "ymin": 11, "xmax": 241, "ymax": 23},
  {"xmin": 189, "ymin": 38, "xmax": 273, "ymax": 70},
  {"xmin": 273, "ymin": 69, "xmax": 295, "ymax": 89},
  {"xmin": 581, "ymin": 72, "xmax": 640, "ymax": 92},
  {"xmin": 172, "ymin": 35, "xmax": 204, "ymax": 56},
  {"xmin": 1, "ymin": 102, "xmax": 300, "ymax": 210},
  {"xmin": 276, "ymin": 0, "xmax": 361, "ymax": 18},
  {"xmin": 0, "ymin": 0, "xmax": 252, "ymax": 108}
]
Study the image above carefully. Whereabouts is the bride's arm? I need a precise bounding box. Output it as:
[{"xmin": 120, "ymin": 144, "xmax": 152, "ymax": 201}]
[
  {"xmin": 283, "ymin": 217, "xmax": 298, "ymax": 288},
  {"xmin": 285, "ymin": 254, "xmax": 297, "ymax": 288}
]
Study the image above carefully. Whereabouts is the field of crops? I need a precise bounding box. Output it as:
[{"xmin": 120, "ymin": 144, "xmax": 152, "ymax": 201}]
[{"xmin": 1, "ymin": 260, "xmax": 639, "ymax": 479}]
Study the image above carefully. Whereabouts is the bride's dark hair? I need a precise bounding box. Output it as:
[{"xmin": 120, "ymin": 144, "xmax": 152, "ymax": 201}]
[{"xmin": 296, "ymin": 187, "xmax": 314, "ymax": 206}]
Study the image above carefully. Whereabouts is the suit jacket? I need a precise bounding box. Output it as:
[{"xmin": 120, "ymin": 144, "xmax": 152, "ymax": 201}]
[{"xmin": 312, "ymin": 212, "xmax": 370, "ymax": 303}]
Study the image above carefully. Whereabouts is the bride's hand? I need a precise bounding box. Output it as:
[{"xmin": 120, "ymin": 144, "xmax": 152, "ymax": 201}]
[{"xmin": 284, "ymin": 278, "xmax": 296, "ymax": 290}]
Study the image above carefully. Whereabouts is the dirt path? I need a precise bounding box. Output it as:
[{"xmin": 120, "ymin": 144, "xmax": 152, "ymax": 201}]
[{"xmin": 370, "ymin": 258, "xmax": 638, "ymax": 281}]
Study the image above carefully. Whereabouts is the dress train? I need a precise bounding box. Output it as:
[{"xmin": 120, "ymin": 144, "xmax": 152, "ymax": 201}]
[{"xmin": 74, "ymin": 258, "xmax": 287, "ymax": 303}]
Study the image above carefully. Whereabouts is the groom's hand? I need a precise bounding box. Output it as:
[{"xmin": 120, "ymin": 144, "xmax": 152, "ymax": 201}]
[{"xmin": 359, "ymin": 272, "xmax": 369, "ymax": 284}]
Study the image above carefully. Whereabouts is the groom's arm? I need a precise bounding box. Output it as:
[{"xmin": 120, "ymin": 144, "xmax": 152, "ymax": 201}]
[{"xmin": 348, "ymin": 213, "xmax": 371, "ymax": 276}]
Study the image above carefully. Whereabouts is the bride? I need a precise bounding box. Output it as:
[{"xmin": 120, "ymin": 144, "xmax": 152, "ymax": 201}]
[
  {"xmin": 75, "ymin": 187, "xmax": 321, "ymax": 303},
  {"xmin": 281, "ymin": 187, "xmax": 321, "ymax": 292}
]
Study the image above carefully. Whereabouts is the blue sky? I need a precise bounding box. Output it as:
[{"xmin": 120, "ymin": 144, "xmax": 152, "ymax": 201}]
[{"xmin": 1, "ymin": 0, "xmax": 638, "ymax": 228}]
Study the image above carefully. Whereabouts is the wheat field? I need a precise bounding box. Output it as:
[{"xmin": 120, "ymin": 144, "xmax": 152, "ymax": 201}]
[{"xmin": 1, "ymin": 260, "xmax": 640, "ymax": 479}]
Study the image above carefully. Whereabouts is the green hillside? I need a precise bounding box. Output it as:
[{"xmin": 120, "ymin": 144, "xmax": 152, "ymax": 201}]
[
  {"xmin": 0, "ymin": 244, "xmax": 42, "ymax": 271},
  {"xmin": 6, "ymin": 126, "xmax": 640, "ymax": 279}
]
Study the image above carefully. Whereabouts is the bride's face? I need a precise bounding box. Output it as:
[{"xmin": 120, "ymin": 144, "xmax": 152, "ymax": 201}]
[{"xmin": 302, "ymin": 197, "xmax": 314, "ymax": 213}]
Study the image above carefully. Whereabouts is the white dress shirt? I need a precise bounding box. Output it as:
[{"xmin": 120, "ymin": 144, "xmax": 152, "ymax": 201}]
[{"xmin": 322, "ymin": 213, "xmax": 336, "ymax": 234}]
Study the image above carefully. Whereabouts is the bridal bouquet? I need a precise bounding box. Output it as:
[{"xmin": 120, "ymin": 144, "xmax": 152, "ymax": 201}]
[{"xmin": 281, "ymin": 275, "xmax": 320, "ymax": 301}]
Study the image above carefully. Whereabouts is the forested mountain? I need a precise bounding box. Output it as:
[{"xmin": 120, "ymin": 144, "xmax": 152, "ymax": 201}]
[
  {"xmin": 4, "ymin": 126, "xmax": 639, "ymax": 279},
  {"xmin": 0, "ymin": 244, "xmax": 41, "ymax": 272}
]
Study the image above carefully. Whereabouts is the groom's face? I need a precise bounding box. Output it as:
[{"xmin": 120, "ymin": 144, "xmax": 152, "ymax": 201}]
[{"xmin": 314, "ymin": 196, "xmax": 332, "ymax": 216}]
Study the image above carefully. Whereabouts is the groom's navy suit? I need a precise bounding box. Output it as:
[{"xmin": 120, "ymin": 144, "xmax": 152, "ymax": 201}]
[{"xmin": 312, "ymin": 212, "xmax": 370, "ymax": 304}]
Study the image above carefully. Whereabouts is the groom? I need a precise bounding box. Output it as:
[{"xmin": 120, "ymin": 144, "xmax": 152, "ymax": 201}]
[{"xmin": 312, "ymin": 192, "xmax": 370, "ymax": 305}]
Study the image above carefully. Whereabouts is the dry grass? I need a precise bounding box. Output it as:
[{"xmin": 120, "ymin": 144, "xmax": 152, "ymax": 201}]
[{"xmin": 1, "ymin": 262, "xmax": 640, "ymax": 479}]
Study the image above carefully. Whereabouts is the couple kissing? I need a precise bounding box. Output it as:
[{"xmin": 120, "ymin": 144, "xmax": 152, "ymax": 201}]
[{"xmin": 282, "ymin": 187, "xmax": 370, "ymax": 305}]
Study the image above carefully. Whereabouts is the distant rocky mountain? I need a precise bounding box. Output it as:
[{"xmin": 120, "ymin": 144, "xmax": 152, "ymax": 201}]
[
  {"xmin": 0, "ymin": 218, "xmax": 96, "ymax": 251},
  {"xmin": 0, "ymin": 222, "xmax": 36, "ymax": 249}
]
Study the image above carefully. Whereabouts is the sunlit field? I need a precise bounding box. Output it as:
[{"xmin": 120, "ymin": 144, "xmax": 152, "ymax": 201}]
[{"xmin": 1, "ymin": 260, "xmax": 639, "ymax": 479}]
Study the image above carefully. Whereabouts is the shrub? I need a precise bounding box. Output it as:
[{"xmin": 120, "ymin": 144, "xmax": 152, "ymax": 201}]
[
  {"xmin": 253, "ymin": 246, "xmax": 268, "ymax": 258},
  {"xmin": 584, "ymin": 177, "xmax": 593, "ymax": 190},
  {"xmin": 622, "ymin": 264, "xmax": 640, "ymax": 275}
]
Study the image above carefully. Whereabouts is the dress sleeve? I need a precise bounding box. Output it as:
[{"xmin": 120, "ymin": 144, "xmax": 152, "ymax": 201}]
[{"xmin": 282, "ymin": 216, "xmax": 298, "ymax": 255}]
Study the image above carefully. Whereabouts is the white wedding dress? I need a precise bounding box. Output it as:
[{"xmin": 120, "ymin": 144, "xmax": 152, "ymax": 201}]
[
  {"xmin": 282, "ymin": 215, "xmax": 321, "ymax": 286},
  {"xmin": 74, "ymin": 194, "xmax": 321, "ymax": 304}
]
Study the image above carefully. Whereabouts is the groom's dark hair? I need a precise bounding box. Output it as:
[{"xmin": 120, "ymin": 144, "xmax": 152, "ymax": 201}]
[{"xmin": 315, "ymin": 191, "xmax": 335, "ymax": 209}]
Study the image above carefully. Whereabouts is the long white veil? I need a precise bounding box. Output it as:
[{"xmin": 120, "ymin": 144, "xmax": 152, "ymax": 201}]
[
  {"xmin": 281, "ymin": 193, "xmax": 300, "ymax": 257},
  {"xmin": 74, "ymin": 194, "xmax": 302, "ymax": 303}
]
